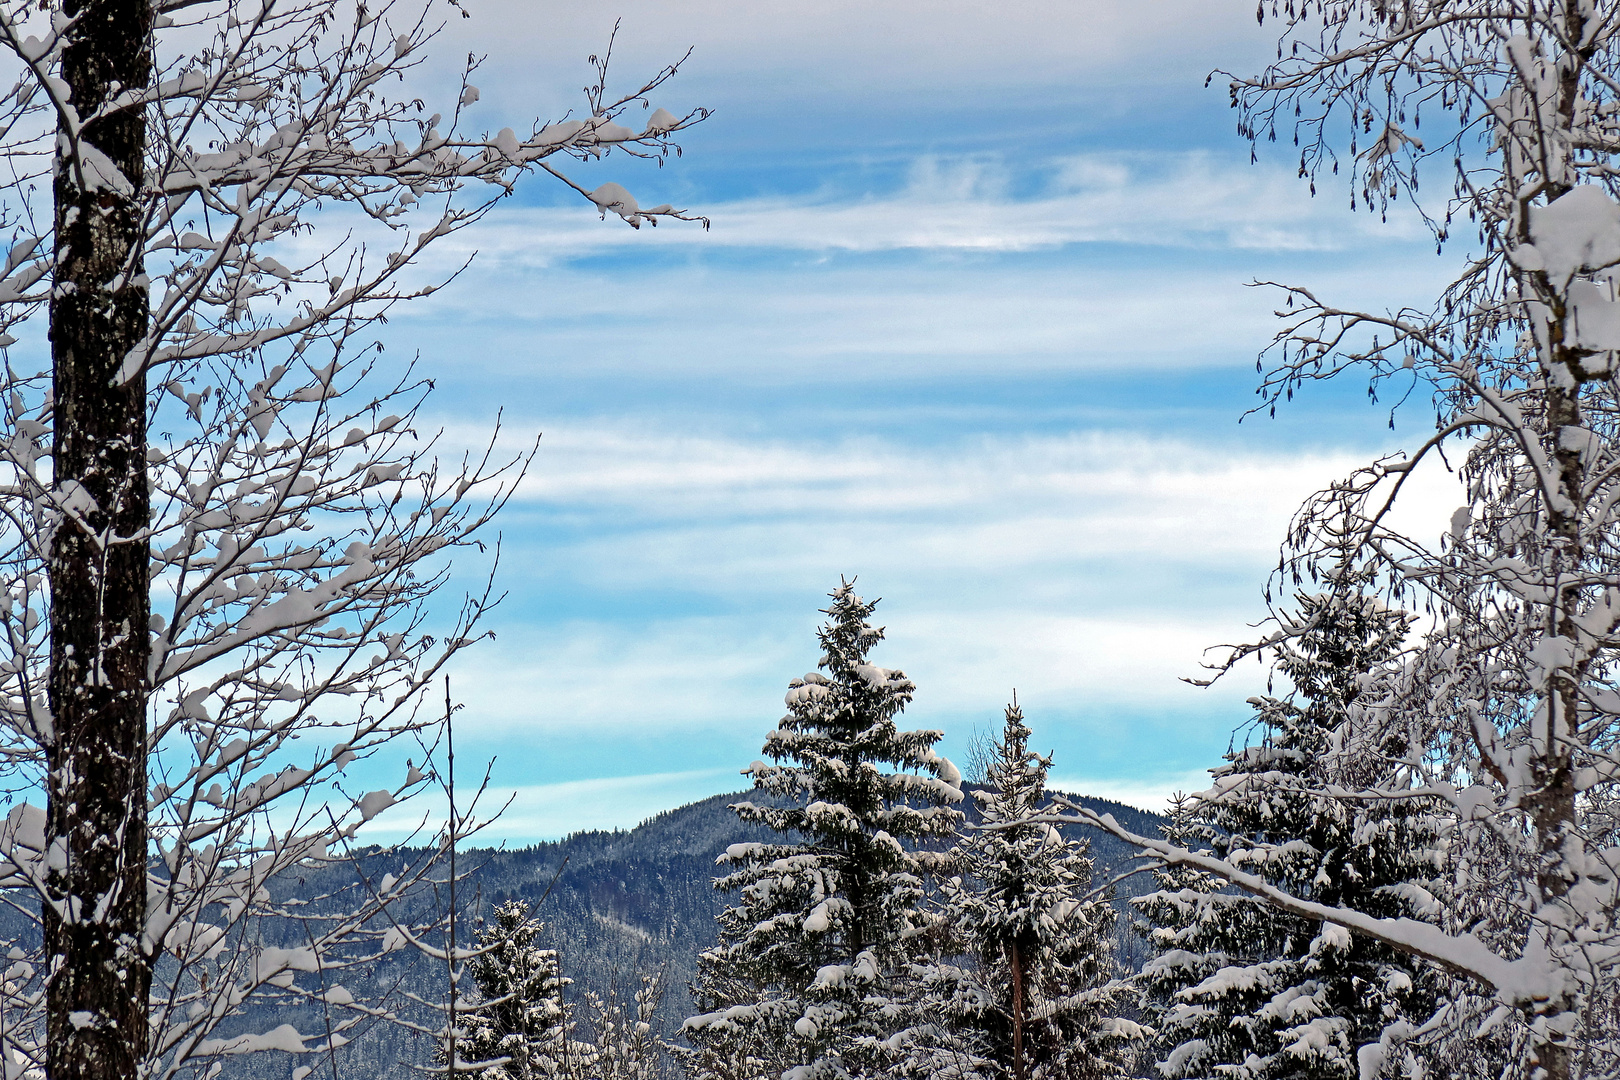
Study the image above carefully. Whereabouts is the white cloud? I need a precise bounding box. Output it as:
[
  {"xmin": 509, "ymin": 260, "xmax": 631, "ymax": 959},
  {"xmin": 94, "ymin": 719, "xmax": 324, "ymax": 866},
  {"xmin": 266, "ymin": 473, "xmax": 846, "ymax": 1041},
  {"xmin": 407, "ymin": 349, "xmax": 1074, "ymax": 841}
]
[
  {"xmin": 1050, "ymin": 769, "xmax": 1215, "ymax": 816},
  {"xmin": 435, "ymin": 263, "xmax": 1284, "ymax": 375},
  {"xmin": 501, "ymin": 425, "xmax": 1395, "ymax": 570},
  {"xmin": 361, "ymin": 149, "xmax": 1450, "ymax": 383},
  {"xmin": 433, "ymin": 0, "xmax": 1275, "ymax": 114},
  {"xmin": 429, "ymin": 423, "xmax": 1465, "ymax": 754},
  {"xmin": 272, "ymin": 143, "xmax": 1445, "ymax": 386},
  {"xmin": 417, "ymin": 151, "xmax": 1425, "ymax": 264},
  {"xmin": 438, "ymin": 608, "xmax": 1257, "ymax": 758},
  {"xmin": 443, "ymin": 618, "xmax": 797, "ymax": 735},
  {"xmin": 360, "ymin": 768, "xmax": 739, "ymax": 843}
]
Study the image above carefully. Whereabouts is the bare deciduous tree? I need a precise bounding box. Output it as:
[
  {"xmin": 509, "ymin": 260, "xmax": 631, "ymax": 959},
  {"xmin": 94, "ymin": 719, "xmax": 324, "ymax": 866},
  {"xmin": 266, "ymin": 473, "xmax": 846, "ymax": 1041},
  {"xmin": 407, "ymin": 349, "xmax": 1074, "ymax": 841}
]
[
  {"xmin": 0, "ymin": 2, "xmax": 706, "ymax": 1080},
  {"xmin": 1056, "ymin": 4, "xmax": 1620, "ymax": 1079}
]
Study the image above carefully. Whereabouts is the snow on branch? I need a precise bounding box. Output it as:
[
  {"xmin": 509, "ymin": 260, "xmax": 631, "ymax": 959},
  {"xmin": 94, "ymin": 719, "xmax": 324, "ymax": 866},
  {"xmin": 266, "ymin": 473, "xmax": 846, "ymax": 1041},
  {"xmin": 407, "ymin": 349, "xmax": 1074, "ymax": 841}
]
[
  {"xmin": 0, "ymin": 0, "xmax": 709, "ymax": 1076},
  {"xmin": 1186, "ymin": 4, "xmax": 1620, "ymax": 1077}
]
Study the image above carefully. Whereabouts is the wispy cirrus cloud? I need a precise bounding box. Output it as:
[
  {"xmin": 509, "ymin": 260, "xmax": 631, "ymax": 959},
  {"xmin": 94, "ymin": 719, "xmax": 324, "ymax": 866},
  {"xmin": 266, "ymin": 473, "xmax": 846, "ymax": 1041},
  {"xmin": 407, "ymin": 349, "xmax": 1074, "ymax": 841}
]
[
  {"xmin": 421, "ymin": 152, "xmax": 1426, "ymax": 265},
  {"xmin": 434, "ymin": 423, "xmax": 1463, "ymax": 777},
  {"xmin": 436, "ymin": 0, "xmax": 1277, "ymax": 118},
  {"xmin": 358, "ymin": 147, "xmax": 1445, "ymax": 389}
]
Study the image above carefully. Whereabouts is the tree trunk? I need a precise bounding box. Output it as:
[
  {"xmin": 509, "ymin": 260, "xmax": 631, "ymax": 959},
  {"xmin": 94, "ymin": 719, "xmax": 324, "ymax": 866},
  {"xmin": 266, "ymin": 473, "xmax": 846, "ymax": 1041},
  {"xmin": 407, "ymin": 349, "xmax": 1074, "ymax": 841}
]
[
  {"xmin": 45, "ymin": 3, "xmax": 152, "ymax": 1080},
  {"xmin": 1010, "ymin": 940, "xmax": 1025, "ymax": 1080},
  {"xmin": 1519, "ymin": 371, "xmax": 1582, "ymax": 1080}
]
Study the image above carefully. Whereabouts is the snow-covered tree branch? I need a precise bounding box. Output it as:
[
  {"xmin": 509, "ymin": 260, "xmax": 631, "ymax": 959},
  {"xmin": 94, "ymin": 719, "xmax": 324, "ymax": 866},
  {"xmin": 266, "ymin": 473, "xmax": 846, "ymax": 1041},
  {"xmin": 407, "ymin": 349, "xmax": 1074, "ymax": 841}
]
[
  {"xmin": 0, "ymin": 1, "xmax": 708, "ymax": 1079},
  {"xmin": 1056, "ymin": 3, "xmax": 1620, "ymax": 1079}
]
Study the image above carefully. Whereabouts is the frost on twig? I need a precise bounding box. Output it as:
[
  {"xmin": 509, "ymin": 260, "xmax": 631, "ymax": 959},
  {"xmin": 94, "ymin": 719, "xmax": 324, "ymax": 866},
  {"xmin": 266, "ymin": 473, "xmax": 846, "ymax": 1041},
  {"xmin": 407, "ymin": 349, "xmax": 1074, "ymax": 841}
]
[
  {"xmin": 1131, "ymin": 5, "xmax": 1620, "ymax": 1079},
  {"xmin": 0, "ymin": 0, "xmax": 707, "ymax": 1076}
]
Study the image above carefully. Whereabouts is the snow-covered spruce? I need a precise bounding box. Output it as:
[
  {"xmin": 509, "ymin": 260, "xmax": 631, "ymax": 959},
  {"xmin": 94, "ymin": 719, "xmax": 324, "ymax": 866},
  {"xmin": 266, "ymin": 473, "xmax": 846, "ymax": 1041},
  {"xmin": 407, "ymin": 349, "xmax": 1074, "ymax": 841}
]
[
  {"xmin": 680, "ymin": 582, "xmax": 964, "ymax": 1080},
  {"xmin": 442, "ymin": 900, "xmax": 575, "ymax": 1080},
  {"xmin": 1134, "ymin": 588, "xmax": 1446, "ymax": 1080},
  {"xmin": 892, "ymin": 702, "xmax": 1138, "ymax": 1080},
  {"xmin": 447, "ymin": 906, "xmax": 669, "ymax": 1080}
]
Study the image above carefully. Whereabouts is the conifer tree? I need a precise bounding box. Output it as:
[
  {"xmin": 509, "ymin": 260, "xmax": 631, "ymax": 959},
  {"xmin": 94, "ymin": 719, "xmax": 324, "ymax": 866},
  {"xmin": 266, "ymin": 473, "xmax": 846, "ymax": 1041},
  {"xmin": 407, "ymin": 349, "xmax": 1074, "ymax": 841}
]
[
  {"xmin": 681, "ymin": 581, "xmax": 964, "ymax": 1080},
  {"xmin": 1131, "ymin": 794, "xmax": 1242, "ymax": 1079},
  {"xmin": 1134, "ymin": 588, "xmax": 1444, "ymax": 1080},
  {"xmin": 447, "ymin": 900, "xmax": 574, "ymax": 1080},
  {"xmin": 894, "ymin": 703, "xmax": 1136, "ymax": 1080}
]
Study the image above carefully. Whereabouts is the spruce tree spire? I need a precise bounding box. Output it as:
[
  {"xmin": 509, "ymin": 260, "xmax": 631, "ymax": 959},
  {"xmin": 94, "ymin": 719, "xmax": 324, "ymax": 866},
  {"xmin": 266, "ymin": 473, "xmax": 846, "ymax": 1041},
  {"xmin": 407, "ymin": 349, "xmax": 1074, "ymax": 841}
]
[
  {"xmin": 681, "ymin": 580, "xmax": 963, "ymax": 1080},
  {"xmin": 445, "ymin": 900, "xmax": 572, "ymax": 1080},
  {"xmin": 894, "ymin": 701, "xmax": 1136, "ymax": 1080}
]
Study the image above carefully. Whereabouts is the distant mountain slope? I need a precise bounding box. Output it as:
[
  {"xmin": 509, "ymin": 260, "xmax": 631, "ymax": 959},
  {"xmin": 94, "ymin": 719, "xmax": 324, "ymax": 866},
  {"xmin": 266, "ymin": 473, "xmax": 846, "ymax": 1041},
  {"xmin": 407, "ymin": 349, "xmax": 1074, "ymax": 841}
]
[
  {"xmin": 92, "ymin": 787, "xmax": 1167, "ymax": 1080},
  {"xmin": 467, "ymin": 787, "xmax": 1168, "ymax": 1026}
]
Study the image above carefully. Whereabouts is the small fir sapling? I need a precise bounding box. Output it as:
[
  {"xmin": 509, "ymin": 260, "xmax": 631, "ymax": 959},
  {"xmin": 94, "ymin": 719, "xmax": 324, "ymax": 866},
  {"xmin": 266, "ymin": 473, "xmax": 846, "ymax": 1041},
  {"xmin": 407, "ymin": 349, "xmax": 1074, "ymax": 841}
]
[{"xmin": 443, "ymin": 899, "xmax": 574, "ymax": 1080}]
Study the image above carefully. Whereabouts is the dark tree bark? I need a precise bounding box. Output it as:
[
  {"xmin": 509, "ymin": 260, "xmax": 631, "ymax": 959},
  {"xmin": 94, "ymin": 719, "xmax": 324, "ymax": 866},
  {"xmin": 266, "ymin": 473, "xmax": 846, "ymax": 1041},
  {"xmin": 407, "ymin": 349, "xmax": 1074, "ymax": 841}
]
[
  {"xmin": 45, "ymin": 3, "xmax": 152, "ymax": 1080},
  {"xmin": 1010, "ymin": 940, "xmax": 1025, "ymax": 1080}
]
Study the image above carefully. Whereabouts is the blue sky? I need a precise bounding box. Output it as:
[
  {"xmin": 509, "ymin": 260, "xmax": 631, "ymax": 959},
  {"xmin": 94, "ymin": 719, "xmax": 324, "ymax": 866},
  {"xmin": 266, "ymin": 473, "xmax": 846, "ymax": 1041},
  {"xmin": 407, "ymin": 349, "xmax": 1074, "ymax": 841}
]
[{"xmin": 360, "ymin": 0, "xmax": 1467, "ymax": 841}]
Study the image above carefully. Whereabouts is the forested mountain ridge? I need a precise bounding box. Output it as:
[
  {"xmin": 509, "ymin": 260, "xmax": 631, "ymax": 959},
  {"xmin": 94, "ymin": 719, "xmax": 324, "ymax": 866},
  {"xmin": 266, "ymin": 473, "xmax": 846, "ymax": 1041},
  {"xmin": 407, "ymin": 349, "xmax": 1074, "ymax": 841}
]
[
  {"xmin": 0, "ymin": 783, "xmax": 1167, "ymax": 1080},
  {"xmin": 466, "ymin": 786, "xmax": 1169, "ymax": 1019}
]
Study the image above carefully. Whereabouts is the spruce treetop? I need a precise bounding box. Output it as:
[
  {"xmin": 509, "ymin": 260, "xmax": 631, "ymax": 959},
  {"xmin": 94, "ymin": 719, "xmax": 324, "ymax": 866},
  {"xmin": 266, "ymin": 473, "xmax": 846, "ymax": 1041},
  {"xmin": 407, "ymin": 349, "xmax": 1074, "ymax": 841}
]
[
  {"xmin": 952, "ymin": 702, "xmax": 1085, "ymax": 960},
  {"xmin": 683, "ymin": 581, "xmax": 963, "ymax": 1080},
  {"xmin": 897, "ymin": 701, "xmax": 1134, "ymax": 1080},
  {"xmin": 445, "ymin": 900, "xmax": 570, "ymax": 1080},
  {"xmin": 743, "ymin": 580, "xmax": 963, "ymax": 849}
]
